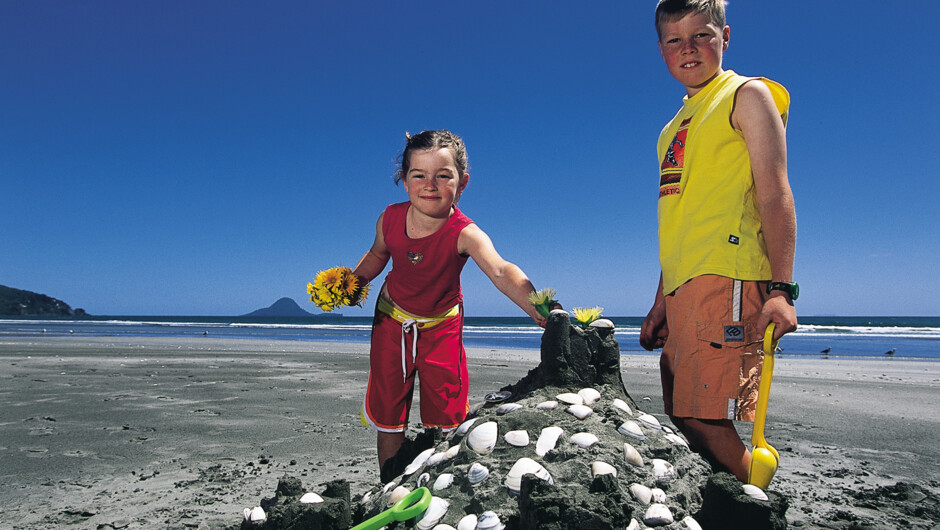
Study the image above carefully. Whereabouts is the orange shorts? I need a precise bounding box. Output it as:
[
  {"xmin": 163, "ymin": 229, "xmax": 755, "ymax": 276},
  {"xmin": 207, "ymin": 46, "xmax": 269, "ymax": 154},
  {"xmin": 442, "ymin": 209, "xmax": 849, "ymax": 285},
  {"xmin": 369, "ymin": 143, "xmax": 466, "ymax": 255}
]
[{"xmin": 660, "ymin": 275, "xmax": 769, "ymax": 422}]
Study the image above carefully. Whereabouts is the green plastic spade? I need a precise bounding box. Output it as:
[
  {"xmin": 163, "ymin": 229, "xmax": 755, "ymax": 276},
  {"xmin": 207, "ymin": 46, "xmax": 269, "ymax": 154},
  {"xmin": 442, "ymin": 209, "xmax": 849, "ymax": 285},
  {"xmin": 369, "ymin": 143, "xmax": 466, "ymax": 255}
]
[{"xmin": 350, "ymin": 487, "xmax": 432, "ymax": 530}]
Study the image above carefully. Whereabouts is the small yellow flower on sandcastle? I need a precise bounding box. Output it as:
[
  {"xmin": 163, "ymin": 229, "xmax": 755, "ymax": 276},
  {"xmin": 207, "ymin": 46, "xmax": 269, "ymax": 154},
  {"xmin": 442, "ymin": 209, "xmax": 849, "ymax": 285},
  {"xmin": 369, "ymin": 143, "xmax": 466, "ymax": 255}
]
[
  {"xmin": 528, "ymin": 288, "xmax": 559, "ymax": 319},
  {"xmin": 572, "ymin": 306, "xmax": 603, "ymax": 329},
  {"xmin": 307, "ymin": 266, "xmax": 370, "ymax": 312}
]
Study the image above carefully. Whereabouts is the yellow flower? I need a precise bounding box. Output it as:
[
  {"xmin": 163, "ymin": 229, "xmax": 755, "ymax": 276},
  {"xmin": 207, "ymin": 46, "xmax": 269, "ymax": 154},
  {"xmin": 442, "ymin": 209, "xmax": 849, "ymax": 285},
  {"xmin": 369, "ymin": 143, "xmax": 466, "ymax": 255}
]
[
  {"xmin": 572, "ymin": 306, "xmax": 603, "ymax": 328},
  {"xmin": 528, "ymin": 288, "xmax": 557, "ymax": 306},
  {"xmin": 319, "ymin": 267, "xmax": 343, "ymax": 290},
  {"xmin": 342, "ymin": 271, "xmax": 360, "ymax": 296},
  {"xmin": 308, "ymin": 265, "xmax": 371, "ymax": 311}
]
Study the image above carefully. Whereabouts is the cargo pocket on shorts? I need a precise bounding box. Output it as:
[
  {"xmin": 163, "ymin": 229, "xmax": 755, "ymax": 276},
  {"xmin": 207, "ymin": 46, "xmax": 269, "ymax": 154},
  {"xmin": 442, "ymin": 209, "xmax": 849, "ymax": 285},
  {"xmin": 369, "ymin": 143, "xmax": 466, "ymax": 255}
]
[{"xmin": 695, "ymin": 322, "xmax": 763, "ymax": 419}]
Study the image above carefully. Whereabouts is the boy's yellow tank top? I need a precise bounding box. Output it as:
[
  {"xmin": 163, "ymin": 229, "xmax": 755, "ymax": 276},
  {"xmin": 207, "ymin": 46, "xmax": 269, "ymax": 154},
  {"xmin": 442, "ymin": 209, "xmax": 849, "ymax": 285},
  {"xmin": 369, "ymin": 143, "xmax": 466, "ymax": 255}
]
[{"xmin": 657, "ymin": 70, "xmax": 789, "ymax": 295}]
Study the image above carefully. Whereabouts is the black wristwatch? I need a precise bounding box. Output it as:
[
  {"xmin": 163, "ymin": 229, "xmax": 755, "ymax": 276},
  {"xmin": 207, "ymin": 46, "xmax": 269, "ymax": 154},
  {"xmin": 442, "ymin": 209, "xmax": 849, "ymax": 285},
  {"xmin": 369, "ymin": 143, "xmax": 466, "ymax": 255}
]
[{"xmin": 767, "ymin": 281, "xmax": 799, "ymax": 301}]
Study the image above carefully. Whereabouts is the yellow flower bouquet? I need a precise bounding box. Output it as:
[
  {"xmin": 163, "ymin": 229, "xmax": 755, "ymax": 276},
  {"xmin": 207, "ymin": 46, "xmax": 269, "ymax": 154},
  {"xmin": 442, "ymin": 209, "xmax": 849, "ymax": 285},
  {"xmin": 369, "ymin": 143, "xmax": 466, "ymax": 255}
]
[{"xmin": 307, "ymin": 266, "xmax": 370, "ymax": 312}]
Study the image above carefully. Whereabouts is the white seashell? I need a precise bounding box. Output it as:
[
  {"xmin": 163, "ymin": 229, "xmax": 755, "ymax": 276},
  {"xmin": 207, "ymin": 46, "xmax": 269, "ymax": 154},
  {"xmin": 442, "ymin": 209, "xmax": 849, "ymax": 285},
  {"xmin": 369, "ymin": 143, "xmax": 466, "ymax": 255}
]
[
  {"xmin": 475, "ymin": 511, "xmax": 505, "ymax": 530},
  {"xmin": 299, "ymin": 492, "xmax": 323, "ymax": 504},
  {"xmin": 535, "ymin": 426, "xmax": 564, "ymax": 457},
  {"xmin": 556, "ymin": 392, "xmax": 584, "ymax": 405},
  {"xmin": 629, "ymin": 483, "xmax": 653, "ymax": 505},
  {"xmin": 467, "ymin": 462, "xmax": 490, "ymax": 484},
  {"xmin": 567, "ymin": 404, "xmax": 593, "ymax": 420},
  {"xmin": 243, "ymin": 508, "xmax": 251, "ymax": 521},
  {"xmin": 612, "ymin": 398, "xmax": 633, "ymax": 416},
  {"xmin": 623, "ymin": 443, "xmax": 644, "ymax": 467},
  {"xmin": 382, "ymin": 481, "xmax": 397, "ymax": 494},
  {"xmin": 536, "ymin": 400, "xmax": 558, "ymax": 410},
  {"xmin": 549, "ymin": 308, "xmax": 569, "ymax": 316},
  {"xmin": 416, "ymin": 496, "xmax": 450, "ymax": 530},
  {"xmin": 591, "ymin": 461, "xmax": 618, "ymax": 478},
  {"xmin": 405, "ymin": 448, "xmax": 436, "ymax": 475},
  {"xmin": 618, "ymin": 420, "xmax": 646, "ymax": 440},
  {"xmin": 683, "ymin": 516, "xmax": 704, "ymax": 530},
  {"xmin": 388, "ymin": 485, "xmax": 410, "ymax": 506},
  {"xmin": 417, "ymin": 472, "xmax": 431, "ymax": 488},
  {"xmin": 626, "ymin": 518, "xmax": 640, "ymax": 530},
  {"xmin": 444, "ymin": 444, "xmax": 460, "ymax": 460},
  {"xmin": 589, "ymin": 318, "xmax": 615, "ymax": 329},
  {"xmin": 743, "ymin": 483, "xmax": 769, "ymax": 501},
  {"xmin": 245, "ymin": 506, "xmax": 266, "ymax": 523},
  {"xmin": 644, "ymin": 503, "xmax": 674, "ymax": 526},
  {"xmin": 457, "ymin": 514, "xmax": 478, "ymax": 530},
  {"xmin": 433, "ymin": 526, "xmax": 457, "ymax": 530},
  {"xmin": 433, "ymin": 473, "xmax": 455, "ymax": 491},
  {"xmin": 504, "ymin": 457, "xmax": 554, "ymax": 494},
  {"xmin": 637, "ymin": 413, "xmax": 662, "ymax": 430},
  {"xmin": 665, "ymin": 433, "xmax": 690, "ymax": 449},
  {"xmin": 456, "ymin": 417, "xmax": 478, "ymax": 436},
  {"xmin": 497, "ymin": 403, "xmax": 523, "ymax": 415},
  {"xmin": 651, "ymin": 487, "xmax": 667, "ymax": 503},
  {"xmin": 569, "ymin": 432, "xmax": 599, "ymax": 448},
  {"xmin": 652, "ymin": 459, "xmax": 677, "ymax": 480},
  {"xmin": 578, "ymin": 388, "xmax": 601, "ymax": 405},
  {"xmin": 504, "ymin": 429, "xmax": 530, "ymax": 447},
  {"xmin": 467, "ymin": 421, "xmax": 498, "ymax": 455},
  {"xmin": 427, "ymin": 451, "xmax": 446, "ymax": 467}
]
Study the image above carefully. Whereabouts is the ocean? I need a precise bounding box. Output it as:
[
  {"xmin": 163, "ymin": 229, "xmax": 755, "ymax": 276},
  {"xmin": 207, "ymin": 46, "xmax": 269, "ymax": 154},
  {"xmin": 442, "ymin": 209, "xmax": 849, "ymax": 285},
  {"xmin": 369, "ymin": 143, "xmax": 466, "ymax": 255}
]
[{"xmin": 1, "ymin": 315, "xmax": 938, "ymax": 361}]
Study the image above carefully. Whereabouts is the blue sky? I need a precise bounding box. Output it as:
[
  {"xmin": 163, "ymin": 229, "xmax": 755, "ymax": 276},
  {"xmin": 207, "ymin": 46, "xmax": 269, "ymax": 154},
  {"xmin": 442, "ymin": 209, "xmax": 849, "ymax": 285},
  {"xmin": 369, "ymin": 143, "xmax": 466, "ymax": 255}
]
[{"xmin": 2, "ymin": 1, "xmax": 937, "ymax": 317}]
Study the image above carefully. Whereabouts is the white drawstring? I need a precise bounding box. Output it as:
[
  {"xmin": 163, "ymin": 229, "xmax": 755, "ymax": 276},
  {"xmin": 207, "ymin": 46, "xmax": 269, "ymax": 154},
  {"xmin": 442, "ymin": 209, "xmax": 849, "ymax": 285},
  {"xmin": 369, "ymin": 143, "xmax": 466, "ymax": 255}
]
[{"xmin": 401, "ymin": 318, "xmax": 418, "ymax": 383}]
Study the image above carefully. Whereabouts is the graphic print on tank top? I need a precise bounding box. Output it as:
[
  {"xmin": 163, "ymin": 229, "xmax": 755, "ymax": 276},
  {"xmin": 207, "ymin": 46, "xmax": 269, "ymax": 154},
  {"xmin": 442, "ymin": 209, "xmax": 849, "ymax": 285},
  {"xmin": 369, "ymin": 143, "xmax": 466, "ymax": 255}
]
[{"xmin": 660, "ymin": 117, "xmax": 692, "ymax": 198}]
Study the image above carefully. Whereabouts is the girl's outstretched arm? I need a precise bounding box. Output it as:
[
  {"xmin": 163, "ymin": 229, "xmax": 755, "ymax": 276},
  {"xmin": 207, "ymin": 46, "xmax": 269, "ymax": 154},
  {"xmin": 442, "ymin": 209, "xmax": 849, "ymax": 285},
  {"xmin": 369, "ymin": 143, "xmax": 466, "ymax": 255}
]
[
  {"xmin": 352, "ymin": 212, "xmax": 391, "ymax": 286},
  {"xmin": 458, "ymin": 223, "xmax": 545, "ymax": 325}
]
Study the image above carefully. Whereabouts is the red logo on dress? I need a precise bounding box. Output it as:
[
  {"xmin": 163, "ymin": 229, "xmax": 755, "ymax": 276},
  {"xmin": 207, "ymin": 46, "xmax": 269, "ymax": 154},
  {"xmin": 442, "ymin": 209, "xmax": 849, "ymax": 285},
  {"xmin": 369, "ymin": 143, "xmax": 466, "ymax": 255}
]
[{"xmin": 659, "ymin": 117, "xmax": 691, "ymax": 198}]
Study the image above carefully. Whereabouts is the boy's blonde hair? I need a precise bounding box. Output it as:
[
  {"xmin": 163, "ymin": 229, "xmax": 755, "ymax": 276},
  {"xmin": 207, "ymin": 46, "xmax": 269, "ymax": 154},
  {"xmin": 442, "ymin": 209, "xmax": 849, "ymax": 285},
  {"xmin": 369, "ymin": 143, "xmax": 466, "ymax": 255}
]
[{"xmin": 655, "ymin": 0, "xmax": 727, "ymax": 41}]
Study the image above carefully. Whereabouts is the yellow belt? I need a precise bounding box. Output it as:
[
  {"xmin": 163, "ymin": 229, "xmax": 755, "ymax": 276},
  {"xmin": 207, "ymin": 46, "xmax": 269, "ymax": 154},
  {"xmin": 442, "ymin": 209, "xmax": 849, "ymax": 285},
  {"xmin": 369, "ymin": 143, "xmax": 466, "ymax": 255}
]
[{"xmin": 377, "ymin": 291, "xmax": 460, "ymax": 383}]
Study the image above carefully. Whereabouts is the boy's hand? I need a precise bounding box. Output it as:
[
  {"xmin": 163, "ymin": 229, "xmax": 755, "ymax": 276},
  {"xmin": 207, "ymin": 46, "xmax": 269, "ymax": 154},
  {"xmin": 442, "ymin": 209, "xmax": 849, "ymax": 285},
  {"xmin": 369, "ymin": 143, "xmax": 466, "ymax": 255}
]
[
  {"xmin": 640, "ymin": 302, "xmax": 669, "ymax": 351},
  {"xmin": 757, "ymin": 295, "xmax": 797, "ymax": 341}
]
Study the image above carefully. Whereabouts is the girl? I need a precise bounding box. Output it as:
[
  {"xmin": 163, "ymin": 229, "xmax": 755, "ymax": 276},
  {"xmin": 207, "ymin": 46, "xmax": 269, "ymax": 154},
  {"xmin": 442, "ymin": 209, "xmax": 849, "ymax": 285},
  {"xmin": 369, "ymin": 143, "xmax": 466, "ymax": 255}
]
[{"xmin": 349, "ymin": 130, "xmax": 551, "ymax": 475}]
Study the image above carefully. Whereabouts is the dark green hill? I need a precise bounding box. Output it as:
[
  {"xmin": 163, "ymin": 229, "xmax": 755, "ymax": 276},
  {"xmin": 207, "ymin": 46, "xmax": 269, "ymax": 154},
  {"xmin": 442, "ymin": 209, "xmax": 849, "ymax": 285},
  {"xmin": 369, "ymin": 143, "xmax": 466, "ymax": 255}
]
[
  {"xmin": 0, "ymin": 285, "xmax": 88, "ymax": 316},
  {"xmin": 243, "ymin": 297, "xmax": 324, "ymax": 317}
]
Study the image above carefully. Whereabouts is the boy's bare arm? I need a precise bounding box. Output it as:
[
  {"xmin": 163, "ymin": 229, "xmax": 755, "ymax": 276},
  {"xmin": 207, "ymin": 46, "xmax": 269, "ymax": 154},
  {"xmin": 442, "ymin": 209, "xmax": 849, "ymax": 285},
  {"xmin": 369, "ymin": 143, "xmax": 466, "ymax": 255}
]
[
  {"xmin": 351, "ymin": 213, "xmax": 391, "ymax": 285},
  {"xmin": 733, "ymin": 80, "xmax": 798, "ymax": 338},
  {"xmin": 458, "ymin": 224, "xmax": 545, "ymax": 325},
  {"xmin": 640, "ymin": 273, "xmax": 669, "ymax": 351}
]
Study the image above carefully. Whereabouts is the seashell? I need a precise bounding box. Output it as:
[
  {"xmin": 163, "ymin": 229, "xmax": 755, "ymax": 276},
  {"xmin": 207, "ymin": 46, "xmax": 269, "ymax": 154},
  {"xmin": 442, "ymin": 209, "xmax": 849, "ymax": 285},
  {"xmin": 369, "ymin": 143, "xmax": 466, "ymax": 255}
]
[
  {"xmin": 569, "ymin": 432, "xmax": 599, "ymax": 448},
  {"xmin": 652, "ymin": 459, "xmax": 677, "ymax": 480},
  {"xmin": 644, "ymin": 503, "xmax": 674, "ymax": 526},
  {"xmin": 456, "ymin": 418, "xmax": 478, "ymax": 436},
  {"xmin": 417, "ymin": 472, "xmax": 431, "ymax": 488},
  {"xmin": 618, "ymin": 420, "xmax": 646, "ymax": 441},
  {"xmin": 626, "ymin": 519, "xmax": 640, "ymax": 530},
  {"xmin": 382, "ymin": 481, "xmax": 397, "ymax": 494},
  {"xmin": 504, "ymin": 429, "xmax": 530, "ymax": 447},
  {"xmin": 683, "ymin": 516, "xmax": 704, "ymax": 530},
  {"xmin": 416, "ymin": 496, "xmax": 450, "ymax": 530},
  {"xmin": 504, "ymin": 457, "xmax": 554, "ymax": 494},
  {"xmin": 497, "ymin": 403, "xmax": 523, "ymax": 415},
  {"xmin": 467, "ymin": 421, "xmax": 498, "ymax": 455},
  {"xmin": 427, "ymin": 451, "xmax": 446, "ymax": 467},
  {"xmin": 299, "ymin": 492, "xmax": 323, "ymax": 504},
  {"xmin": 457, "ymin": 514, "xmax": 477, "ymax": 530},
  {"xmin": 578, "ymin": 388, "xmax": 601, "ymax": 405},
  {"xmin": 468, "ymin": 401, "xmax": 486, "ymax": 416},
  {"xmin": 444, "ymin": 444, "xmax": 460, "ymax": 460},
  {"xmin": 743, "ymin": 483, "xmax": 769, "ymax": 501},
  {"xmin": 388, "ymin": 485, "xmax": 410, "ymax": 506},
  {"xmin": 623, "ymin": 443, "xmax": 644, "ymax": 467},
  {"xmin": 651, "ymin": 487, "xmax": 667, "ymax": 503},
  {"xmin": 630, "ymin": 483, "xmax": 653, "ymax": 505},
  {"xmin": 665, "ymin": 433, "xmax": 690, "ymax": 449},
  {"xmin": 567, "ymin": 404, "xmax": 593, "ymax": 420},
  {"xmin": 612, "ymin": 398, "xmax": 633, "ymax": 416},
  {"xmin": 549, "ymin": 308, "xmax": 569, "ymax": 316},
  {"xmin": 591, "ymin": 461, "xmax": 617, "ymax": 478},
  {"xmin": 433, "ymin": 473, "xmax": 455, "ymax": 491},
  {"xmin": 589, "ymin": 318, "xmax": 615, "ymax": 329},
  {"xmin": 475, "ymin": 510, "xmax": 505, "ymax": 530},
  {"xmin": 468, "ymin": 462, "xmax": 490, "ymax": 484},
  {"xmin": 637, "ymin": 413, "xmax": 662, "ymax": 430},
  {"xmin": 404, "ymin": 447, "xmax": 436, "ymax": 475},
  {"xmin": 433, "ymin": 526, "xmax": 457, "ymax": 530},
  {"xmin": 535, "ymin": 426, "xmax": 564, "ymax": 457},
  {"xmin": 244, "ymin": 506, "xmax": 266, "ymax": 523},
  {"xmin": 556, "ymin": 392, "xmax": 584, "ymax": 405},
  {"xmin": 536, "ymin": 400, "xmax": 558, "ymax": 410}
]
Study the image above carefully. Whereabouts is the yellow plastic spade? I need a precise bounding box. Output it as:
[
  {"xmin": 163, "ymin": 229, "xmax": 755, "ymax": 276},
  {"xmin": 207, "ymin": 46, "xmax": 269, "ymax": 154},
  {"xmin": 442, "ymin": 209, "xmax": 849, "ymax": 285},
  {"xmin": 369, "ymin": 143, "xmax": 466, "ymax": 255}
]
[{"xmin": 748, "ymin": 323, "xmax": 780, "ymax": 489}]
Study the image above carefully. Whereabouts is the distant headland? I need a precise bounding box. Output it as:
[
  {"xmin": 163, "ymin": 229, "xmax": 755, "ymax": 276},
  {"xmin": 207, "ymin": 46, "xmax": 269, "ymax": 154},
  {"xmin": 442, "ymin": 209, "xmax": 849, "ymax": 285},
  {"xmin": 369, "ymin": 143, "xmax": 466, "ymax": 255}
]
[
  {"xmin": 242, "ymin": 297, "xmax": 339, "ymax": 318},
  {"xmin": 0, "ymin": 285, "xmax": 88, "ymax": 316}
]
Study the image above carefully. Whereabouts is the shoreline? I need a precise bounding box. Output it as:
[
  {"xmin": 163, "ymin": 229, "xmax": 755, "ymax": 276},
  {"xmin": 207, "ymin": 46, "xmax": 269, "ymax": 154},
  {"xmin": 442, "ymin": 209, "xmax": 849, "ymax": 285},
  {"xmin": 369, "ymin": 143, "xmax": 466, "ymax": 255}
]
[{"xmin": 1, "ymin": 336, "xmax": 938, "ymax": 528}]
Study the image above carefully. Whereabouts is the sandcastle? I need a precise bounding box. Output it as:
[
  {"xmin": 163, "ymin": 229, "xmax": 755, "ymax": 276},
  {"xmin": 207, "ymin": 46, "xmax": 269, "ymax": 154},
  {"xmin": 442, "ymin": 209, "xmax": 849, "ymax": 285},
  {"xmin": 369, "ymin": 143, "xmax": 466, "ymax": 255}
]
[{"xmin": 237, "ymin": 310, "xmax": 788, "ymax": 529}]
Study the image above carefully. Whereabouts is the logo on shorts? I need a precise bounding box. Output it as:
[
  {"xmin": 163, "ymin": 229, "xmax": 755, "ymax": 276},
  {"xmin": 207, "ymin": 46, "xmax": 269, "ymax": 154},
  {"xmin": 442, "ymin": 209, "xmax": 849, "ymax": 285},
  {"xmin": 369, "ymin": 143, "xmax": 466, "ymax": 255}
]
[{"xmin": 724, "ymin": 325, "xmax": 745, "ymax": 342}]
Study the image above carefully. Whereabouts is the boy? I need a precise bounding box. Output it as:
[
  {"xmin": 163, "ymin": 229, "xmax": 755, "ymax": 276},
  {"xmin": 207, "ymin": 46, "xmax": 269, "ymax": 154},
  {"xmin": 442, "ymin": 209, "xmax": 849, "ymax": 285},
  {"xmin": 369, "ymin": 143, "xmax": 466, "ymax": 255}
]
[{"xmin": 640, "ymin": 0, "xmax": 798, "ymax": 483}]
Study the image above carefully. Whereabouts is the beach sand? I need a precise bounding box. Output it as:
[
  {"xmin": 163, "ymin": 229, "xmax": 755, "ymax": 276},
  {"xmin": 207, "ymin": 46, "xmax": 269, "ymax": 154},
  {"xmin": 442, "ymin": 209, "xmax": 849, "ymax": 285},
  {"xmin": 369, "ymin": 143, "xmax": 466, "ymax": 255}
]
[{"xmin": 0, "ymin": 336, "xmax": 938, "ymax": 529}]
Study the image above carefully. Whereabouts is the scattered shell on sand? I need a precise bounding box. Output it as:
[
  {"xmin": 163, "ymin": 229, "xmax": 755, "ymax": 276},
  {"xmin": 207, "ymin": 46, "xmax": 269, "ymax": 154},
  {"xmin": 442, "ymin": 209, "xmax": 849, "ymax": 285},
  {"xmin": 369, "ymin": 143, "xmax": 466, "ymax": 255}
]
[
  {"xmin": 476, "ymin": 510, "xmax": 505, "ymax": 530},
  {"xmin": 299, "ymin": 492, "xmax": 323, "ymax": 504},
  {"xmin": 388, "ymin": 485, "xmax": 410, "ymax": 506},
  {"xmin": 505, "ymin": 457, "xmax": 554, "ymax": 494},
  {"xmin": 382, "ymin": 481, "xmax": 397, "ymax": 494},
  {"xmin": 496, "ymin": 403, "xmax": 523, "ymax": 415},
  {"xmin": 626, "ymin": 518, "xmax": 640, "ymax": 530},
  {"xmin": 455, "ymin": 418, "xmax": 478, "ymax": 436},
  {"xmin": 612, "ymin": 398, "xmax": 634, "ymax": 416},
  {"xmin": 569, "ymin": 432, "xmax": 599, "ymax": 448},
  {"xmin": 651, "ymin": 487, "xmax": 667, "ymax": 504},
  {"xmin": 683, "ymin": 515, "xmax": 704, "ymax": 530},
  {"xmin": 637, "ymin": 413, "xmax": 662, "ymax": 430},
  {"xmin": 743, "ymin": 483, "xmax": 769, "ymax": 501},
  {"xmin": 416, "ymin": 496, "xmax": 450, "ymax": 530},
  {"xmin": 535, "ymin": 426, "xmax": 564, "ymax": 457},
  {"xmin": 536, "ymin": 400, "xmax": 558, "ymax": 410},
  {"xmin": 591, "ymin": 461, "xmax": 618, "ymax": 478},
  {"xmin": 427, "ymin": 451, "xmax": 446, "ymax": 467},
  {"xmin": 468, "ymin": 462, "xmax": 490, "ymax": 484},
  {"xmin": 433, "ymin": 473, "xmax": 454, "ymax": 491},
  {"xmin": 467, "ymin": 421, "xmax": 498, "ymax": 455},
  {"xmin": 630, "ymin": 483, "xmax": 653, "ymax": 505},
  {"xmin": 665, "ymin": 432, "xmax": 690, "ymax": 449},
  {"xmin": 244, "ymin": 506, "xmax": 266, "ymax": 523},
  {"xmin": 417, "ymin": 472, "xmax": 431, "ymax": 488},
  {"xmin": 456, "ymin": 514, "xmax": 477, "ymax": 530},
  {"xmin": 618, "ymin": 420, "xmax": 646, "ymax": 441},
  {"xmin": 404, "ymin": 448, "xmax": 436, "ymax": 475},
  {"xmin": 623, "ymin": 442, "xmax": 644, "ymax": 467},
  {"xmin": 652, "ymin": 458, "xmax": 677, "ymax": 480},
  {"xmin": 433, "ymin": 525, "xmax": 457, "ymax": 530},
  {"xmin": 644, "ymin": 503, "xmax": 674, "ymax": 526},
  {"xmin": 556, "ymin": 392, "xmax": 584, "ymax": 405},
  {"xmin": 444, "ymin": 444, "xmax": 460, "ymax": 460},
  {"xmin": 578, "ymin": 387, "xmax": 601, "ymax": 405},
  {"xmin": 589, "ymin": 318, "xmax": 615, "ymax": 329},
  {"xmin": 504, "ymin": 429, "xmax": 530, "ymax": 447},
  {"xmin": 567, "ymin": 404, "xmax": 593, "ymax": 420}
]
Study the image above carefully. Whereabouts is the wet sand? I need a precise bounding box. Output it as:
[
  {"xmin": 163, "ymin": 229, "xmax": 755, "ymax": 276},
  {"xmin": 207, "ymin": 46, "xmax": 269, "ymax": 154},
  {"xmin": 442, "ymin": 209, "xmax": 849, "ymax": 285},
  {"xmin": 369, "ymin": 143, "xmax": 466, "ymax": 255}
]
[{"xmin": 0, "ymin": 336, "xmax": 938, "ymax": 528}]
